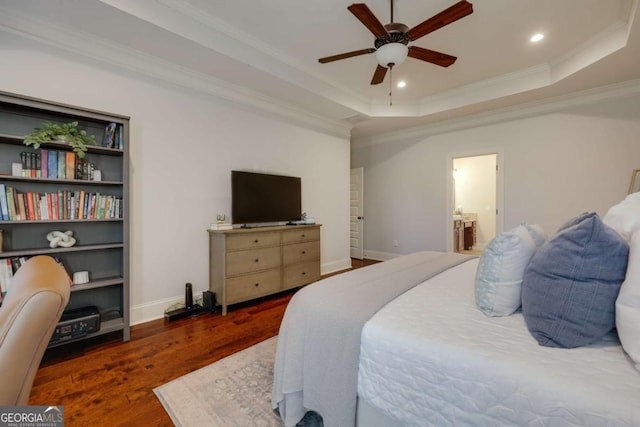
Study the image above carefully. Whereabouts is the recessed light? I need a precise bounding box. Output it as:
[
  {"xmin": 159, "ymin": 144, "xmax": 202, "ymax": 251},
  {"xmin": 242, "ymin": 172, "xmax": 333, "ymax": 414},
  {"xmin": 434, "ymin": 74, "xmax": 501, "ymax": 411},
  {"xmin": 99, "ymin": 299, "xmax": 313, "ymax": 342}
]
[
  {"xmin": 530, "ymin": 33, "xmax": 544, "ymax": 43},
  {"xmin": 397, "ymin": 81, "xmax": 407, "ymax": 88}
]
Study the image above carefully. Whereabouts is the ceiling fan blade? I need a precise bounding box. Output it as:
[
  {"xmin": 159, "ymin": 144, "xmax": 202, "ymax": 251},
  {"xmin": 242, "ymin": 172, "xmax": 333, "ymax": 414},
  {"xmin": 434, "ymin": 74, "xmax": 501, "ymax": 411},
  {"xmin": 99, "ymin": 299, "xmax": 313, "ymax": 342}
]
[
  {"xmin": 408, "ymin": 46, "xmax": 457, "ymax": 67},
  {"xmin": 348, "ymin": 3, "xmax": 388, "ymax": 38},
  {"xmin": 371, "ymin": 65, "xmax": 387, "ymax": 85},
  {"xmin": 319, "ymin": 48, "xmax": 376, "ymax": 63},
  {"xmin": 406, "ymin": 0, "xmax": 473, "ymax": 41}
]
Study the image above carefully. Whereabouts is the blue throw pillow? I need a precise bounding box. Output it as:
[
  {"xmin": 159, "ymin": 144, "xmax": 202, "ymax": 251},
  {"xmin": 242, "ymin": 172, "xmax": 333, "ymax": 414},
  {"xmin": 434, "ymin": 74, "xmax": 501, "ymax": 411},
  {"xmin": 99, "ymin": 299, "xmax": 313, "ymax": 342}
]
[{"xmin": 522, "ymin": 212, "xmax": 629, "ymax": 348}]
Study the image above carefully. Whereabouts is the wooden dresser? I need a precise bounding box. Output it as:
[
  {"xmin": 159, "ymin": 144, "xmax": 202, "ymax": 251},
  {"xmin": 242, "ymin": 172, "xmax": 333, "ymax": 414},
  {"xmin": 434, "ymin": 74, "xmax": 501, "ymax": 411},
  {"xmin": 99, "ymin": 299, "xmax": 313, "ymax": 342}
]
[{"xmin": 208, "ymin": 224, "xmax": 321, "ymax": 314}]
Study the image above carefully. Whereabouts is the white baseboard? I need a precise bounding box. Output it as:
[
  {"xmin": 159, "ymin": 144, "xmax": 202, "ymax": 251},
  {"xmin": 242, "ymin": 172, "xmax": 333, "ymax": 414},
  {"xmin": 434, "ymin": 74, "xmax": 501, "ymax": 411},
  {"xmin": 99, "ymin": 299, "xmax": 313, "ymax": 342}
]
[
  {"xmin": 322, "ymin": 257, "xmax": 352, "ymax": 275},
  {"xmin": 131, "ymin": 258, "xmax": 353, "ymax": 325},
  {"xmin": 130, "ymin": 291, "xmax": 210, "ymax": 326},
  {"xmin": 363, "ymin": 250, "xmax": 401, "ymax": 261}
]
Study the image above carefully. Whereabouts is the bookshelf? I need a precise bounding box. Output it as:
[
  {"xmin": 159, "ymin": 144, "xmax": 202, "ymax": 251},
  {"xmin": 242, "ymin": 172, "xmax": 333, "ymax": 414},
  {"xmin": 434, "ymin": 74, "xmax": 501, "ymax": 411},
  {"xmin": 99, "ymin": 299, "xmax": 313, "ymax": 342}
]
[{"xmin": 0, "ymin": 91, "xmax": 130, "ymax": 347}]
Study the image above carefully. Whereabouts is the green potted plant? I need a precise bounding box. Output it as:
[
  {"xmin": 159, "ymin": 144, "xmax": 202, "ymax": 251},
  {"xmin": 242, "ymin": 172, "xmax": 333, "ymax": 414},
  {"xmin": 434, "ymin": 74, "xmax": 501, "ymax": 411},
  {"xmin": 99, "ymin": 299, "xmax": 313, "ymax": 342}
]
[{"xmin": 23, "ymin": 121, "xmax": 96, "ymax": 158}]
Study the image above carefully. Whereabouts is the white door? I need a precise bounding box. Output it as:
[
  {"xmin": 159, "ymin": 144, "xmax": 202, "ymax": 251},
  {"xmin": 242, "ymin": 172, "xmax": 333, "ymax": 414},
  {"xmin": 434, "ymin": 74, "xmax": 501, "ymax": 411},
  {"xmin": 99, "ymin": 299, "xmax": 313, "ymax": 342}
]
[{"xmin": 350, "ymin": 168, "xmax": 364, "ymax": 259}]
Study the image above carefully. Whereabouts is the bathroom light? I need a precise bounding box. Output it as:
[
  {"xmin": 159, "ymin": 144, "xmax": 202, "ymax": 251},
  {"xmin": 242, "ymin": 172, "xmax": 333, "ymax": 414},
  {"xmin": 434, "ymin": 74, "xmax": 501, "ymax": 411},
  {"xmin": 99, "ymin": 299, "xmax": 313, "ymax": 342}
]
[{"xmin": 397, "ymin": 81, "xmax": 407, "ymax": 88}]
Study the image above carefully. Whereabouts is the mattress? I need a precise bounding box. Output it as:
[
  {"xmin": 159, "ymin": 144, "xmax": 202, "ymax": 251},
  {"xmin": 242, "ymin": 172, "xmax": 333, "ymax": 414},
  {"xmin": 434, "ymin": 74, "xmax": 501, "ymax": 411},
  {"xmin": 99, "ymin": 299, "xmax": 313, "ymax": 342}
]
[{"xmin": 358, "ymin": 258, "xmax": 640, "ymax": 427}]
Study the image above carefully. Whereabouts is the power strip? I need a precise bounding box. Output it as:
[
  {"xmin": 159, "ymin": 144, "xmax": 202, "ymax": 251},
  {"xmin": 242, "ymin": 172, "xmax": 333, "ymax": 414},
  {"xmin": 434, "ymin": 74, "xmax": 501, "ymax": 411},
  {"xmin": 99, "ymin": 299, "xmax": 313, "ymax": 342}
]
[{"xmin": 164, "ymin": 304, "xmax": 204, "ymax": 322}]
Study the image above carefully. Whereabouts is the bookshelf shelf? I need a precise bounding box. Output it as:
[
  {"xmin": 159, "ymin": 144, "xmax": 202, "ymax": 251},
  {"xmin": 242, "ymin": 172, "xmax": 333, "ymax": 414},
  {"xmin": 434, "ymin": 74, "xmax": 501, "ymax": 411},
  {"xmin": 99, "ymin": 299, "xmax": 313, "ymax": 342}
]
[
  {"xmin": 46, "ymin": 317, "xmax": 125, "ymax": 348},
  {"xmin": 1, "ymin": 219, "xmax": 123, "ymax": 226},
  {"xmin": 0, "ymin": 174, "xmax": 123, "ymax": 186},
  {"xmin": 71, "ymin": 277, "xmax": 123, "ymax": 292},
  {"xmin": 0, "ymin": 243, "xmax": 124, "ymax": 258},
  {"xmin": 0, "ymin": 133, "xmax": 124, "ymax": 156},
  {"xmin": 0, "ymin": 91, "xmax": 130, "ymax": 347}
]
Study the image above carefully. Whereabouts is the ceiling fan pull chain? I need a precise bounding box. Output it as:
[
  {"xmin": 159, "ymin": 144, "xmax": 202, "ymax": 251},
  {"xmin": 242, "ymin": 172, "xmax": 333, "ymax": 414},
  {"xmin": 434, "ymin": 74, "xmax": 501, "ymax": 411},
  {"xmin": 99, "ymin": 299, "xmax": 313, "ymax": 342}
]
[{"xmin": 389, "ymin": 65, "xmax": 393, "ymax": 106}]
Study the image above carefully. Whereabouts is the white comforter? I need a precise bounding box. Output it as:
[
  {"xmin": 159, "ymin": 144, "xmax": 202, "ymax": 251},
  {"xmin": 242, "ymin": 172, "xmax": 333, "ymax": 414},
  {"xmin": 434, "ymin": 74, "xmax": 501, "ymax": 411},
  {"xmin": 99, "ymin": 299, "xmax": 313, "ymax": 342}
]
[{"xmin": 358, "ymin": 258, "xmax": 640, "ymax": 426}]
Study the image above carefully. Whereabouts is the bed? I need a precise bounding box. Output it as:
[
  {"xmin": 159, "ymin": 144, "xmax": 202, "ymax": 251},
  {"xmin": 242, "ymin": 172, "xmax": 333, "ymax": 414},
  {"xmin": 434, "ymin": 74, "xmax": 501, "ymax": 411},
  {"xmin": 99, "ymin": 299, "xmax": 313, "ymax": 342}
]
[{"xmin": 271, "ymin": 199, "xmax": 640, "ymax": 427}]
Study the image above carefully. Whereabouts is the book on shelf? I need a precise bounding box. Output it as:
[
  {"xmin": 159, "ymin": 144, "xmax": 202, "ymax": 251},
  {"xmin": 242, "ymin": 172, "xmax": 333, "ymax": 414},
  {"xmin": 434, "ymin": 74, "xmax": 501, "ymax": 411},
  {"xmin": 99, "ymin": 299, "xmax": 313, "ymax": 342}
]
[
  {"xmin": 20, "ymin": 151, "xmax": 31, "ymax": 177},
  {"xmin": 116, "ymin": 124, "xmax": 124, "ymax": 150},
  {"xmin": 6, "ymin": 187, "xmax": 17, "ymax": 220},
  {"xmin": 13, "ymin": 149, "xmax": 100, "ymax": 182},
  {"xmin": 0, "ymin": 258, "xmax": 13, "ymax": 299},
  {"xmin": 65, "ymin": 152, "xmax": 76, "ymax": 180},
  {"xmin": 41, "ymin": 149, "xmax": 49, "ymax": 178},
  {"xmin": 57, "ymin": 151, "xmax": 66, "ymax": 179},
  {"xmin": 0, "ymin": 183, "xmax": 8, "ymax": 221},
  {"xmin": 0, "ymin": 185, "xmax": 123, "ymax": 221},
  {"xmin": 35, "ymin": 152, "xmax": 41, "ymax": 178},
  {"xmin": 17, "ymin": 193, "xmax": 26, "ymax": 221},
  {"xmin": 47, "ymin": 150, "xmax": 58, "ymax": 179}
]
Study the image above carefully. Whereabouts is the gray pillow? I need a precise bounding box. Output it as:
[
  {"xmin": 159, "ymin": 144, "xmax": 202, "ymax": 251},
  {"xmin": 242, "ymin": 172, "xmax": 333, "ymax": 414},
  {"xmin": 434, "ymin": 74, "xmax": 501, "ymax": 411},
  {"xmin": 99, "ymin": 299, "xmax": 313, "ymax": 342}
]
[{"xmin": 522, "ymin": 212, "xmax": 629, "ymax": 348}]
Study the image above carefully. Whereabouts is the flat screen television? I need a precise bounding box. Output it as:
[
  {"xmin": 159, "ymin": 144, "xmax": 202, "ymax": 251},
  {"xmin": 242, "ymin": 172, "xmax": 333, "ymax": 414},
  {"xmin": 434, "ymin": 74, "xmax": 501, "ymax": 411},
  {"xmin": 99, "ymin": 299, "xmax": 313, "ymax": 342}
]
[{"xmin": 231, "ymin": 171, "xmax": 302, "ymax": 225}]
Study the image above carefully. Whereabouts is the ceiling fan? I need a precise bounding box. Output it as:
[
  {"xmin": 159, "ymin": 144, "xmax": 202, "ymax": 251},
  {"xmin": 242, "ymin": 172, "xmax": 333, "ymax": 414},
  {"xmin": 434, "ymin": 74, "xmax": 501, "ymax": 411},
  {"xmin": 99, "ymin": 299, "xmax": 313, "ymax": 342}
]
[{"xmin": 319, "ymin": 0, "xmax": 473, "ymax": 85}]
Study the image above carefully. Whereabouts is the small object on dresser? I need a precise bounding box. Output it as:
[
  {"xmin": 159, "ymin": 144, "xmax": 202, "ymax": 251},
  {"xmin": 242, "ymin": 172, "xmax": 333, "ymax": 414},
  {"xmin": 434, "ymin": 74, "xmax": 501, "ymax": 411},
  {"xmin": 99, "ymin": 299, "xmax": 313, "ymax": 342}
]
[{"xmin": 93, "ymin": 170, "xmax": 102, "ymax": 181}]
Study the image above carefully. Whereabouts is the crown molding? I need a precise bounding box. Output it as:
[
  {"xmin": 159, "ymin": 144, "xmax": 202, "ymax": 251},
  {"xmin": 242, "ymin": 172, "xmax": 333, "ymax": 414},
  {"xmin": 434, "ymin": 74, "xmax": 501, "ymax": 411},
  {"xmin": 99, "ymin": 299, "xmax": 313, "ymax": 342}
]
[
  {"xmin": 0, "ymin": 4, "xmax": 351, "ymax": 139},
  {"xmin": 90, "ymin": 0, "xmax": 640, "ymax": 119},
  {"xmin": 100, "ymin": 0, "xmax": 372, "ymax": 114},
  {"xmin": 351, "ymin": 79, "xmax": 640, "ymax": 149}
]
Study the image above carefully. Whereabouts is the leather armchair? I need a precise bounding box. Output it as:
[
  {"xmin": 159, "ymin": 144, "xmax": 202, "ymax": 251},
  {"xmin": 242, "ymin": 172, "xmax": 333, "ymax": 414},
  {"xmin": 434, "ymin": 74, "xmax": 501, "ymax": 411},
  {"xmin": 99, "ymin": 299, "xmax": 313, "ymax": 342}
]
[{"xmin": 0, "ymin": 256, "xmax": 71, "ymax": 405}]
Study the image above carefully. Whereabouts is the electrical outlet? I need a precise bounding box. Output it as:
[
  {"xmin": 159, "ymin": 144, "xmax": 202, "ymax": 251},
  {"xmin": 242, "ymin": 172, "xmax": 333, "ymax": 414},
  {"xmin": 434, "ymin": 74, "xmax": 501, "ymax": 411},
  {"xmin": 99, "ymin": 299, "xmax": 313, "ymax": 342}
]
[{"xmin": 393, "ymin": 240, "xmax": 399, "ymax": 247}]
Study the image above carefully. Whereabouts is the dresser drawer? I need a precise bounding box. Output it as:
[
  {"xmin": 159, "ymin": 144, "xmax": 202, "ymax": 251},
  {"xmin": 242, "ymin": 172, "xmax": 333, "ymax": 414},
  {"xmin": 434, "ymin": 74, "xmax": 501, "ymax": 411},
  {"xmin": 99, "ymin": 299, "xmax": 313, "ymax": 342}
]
[
  {"xmin": 282, "ymin": 228, "xmax": 320, "ymax": 245},
  {"xmin": 226, "ymin": 232, "xmax": 281, "ymax": 251},
  {"xmin": 226, "ymin": 247, "xmax": 281, "ymax": 276},
  {"xmin": 283, "ymin": 241, "xmax": 320, "ymax": 265},
  {"xmin": 226, "ymin": 269, "xmax": 282, "ymax": 303},
  {"xmin": 284, "ymin": 260, "xmax": 320, "ymax": 288}
]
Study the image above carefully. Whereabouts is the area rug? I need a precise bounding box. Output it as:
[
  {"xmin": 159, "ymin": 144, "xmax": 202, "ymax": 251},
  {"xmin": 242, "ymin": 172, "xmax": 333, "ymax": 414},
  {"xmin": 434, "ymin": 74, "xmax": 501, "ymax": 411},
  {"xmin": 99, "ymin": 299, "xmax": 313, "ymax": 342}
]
[{"xmin": 154, "ymin": 336, "xmax": 322, "ymax": 426}]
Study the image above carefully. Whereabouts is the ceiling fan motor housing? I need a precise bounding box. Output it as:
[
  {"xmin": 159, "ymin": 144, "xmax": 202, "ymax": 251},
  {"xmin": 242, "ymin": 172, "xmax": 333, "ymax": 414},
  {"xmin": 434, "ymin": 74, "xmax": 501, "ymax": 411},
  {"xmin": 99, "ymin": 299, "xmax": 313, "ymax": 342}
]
[{"xmin": 374, "ymin": 23, "xmax": 410, "ymax": 49}]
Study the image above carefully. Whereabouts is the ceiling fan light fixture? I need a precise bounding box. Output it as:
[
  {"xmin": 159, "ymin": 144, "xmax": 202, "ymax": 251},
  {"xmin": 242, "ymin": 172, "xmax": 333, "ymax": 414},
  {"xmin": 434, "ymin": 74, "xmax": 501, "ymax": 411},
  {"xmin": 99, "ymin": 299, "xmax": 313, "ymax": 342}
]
[{"xmin": 375, "ymin": 42, "xmax": 408, "ymax": 68}]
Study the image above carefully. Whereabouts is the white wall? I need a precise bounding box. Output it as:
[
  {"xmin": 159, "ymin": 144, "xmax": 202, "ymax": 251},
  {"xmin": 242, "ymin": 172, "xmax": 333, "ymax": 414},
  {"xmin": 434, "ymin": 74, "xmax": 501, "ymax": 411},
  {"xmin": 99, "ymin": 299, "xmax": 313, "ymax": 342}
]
[
  {"xmin": 0, "ymin": 32, "xmax": 352, "ymax": 324},
  {"xmin": 352, "ymin": 99, "xmax": 640, "ymax": 259}
]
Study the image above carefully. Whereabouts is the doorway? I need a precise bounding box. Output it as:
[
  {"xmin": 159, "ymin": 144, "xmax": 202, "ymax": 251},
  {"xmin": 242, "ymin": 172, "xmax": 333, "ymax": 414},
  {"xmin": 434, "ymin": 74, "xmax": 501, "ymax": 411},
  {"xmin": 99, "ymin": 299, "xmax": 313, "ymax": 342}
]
[
  {"xmin": 350, "ymin": 168, "xmax": 364, "ymax": 260},
  {"xmin": 447, "ymin": 150, "xmax": 503, "ymax": 253}
]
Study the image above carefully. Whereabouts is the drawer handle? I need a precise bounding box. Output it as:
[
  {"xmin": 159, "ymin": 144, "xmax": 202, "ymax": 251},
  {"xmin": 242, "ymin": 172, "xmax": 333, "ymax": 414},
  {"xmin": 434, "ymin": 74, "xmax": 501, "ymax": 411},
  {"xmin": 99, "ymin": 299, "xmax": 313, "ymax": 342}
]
[
  {"xmin": 254, "ymin": 258, "xmax": 259, "ymax": 263},
  {"xmin": 254, "ymin": 239, "xmax": 259, "ymax": 243},
  {"xmin": 301, "ymin": 271, "xmax": 306, "ymax": 276},
  {"xmin": 254, "ymin": 283, "xmax": 259, "ymax": 287},
  {"xmin": 301, "ymin": 234, "xmax": 306, "ymax": 238},
  {"xmin": 301, "ymin": 250, "xmax": 306, "ymax": 255}
]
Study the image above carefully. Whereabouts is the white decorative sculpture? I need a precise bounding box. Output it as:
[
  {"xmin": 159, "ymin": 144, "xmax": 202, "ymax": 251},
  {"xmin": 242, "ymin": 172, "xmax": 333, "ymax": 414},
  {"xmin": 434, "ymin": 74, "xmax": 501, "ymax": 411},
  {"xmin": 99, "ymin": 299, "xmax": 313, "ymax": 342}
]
[{"xmin": 47, "ymin": 230, "xmax": 76, "ymax": 248}]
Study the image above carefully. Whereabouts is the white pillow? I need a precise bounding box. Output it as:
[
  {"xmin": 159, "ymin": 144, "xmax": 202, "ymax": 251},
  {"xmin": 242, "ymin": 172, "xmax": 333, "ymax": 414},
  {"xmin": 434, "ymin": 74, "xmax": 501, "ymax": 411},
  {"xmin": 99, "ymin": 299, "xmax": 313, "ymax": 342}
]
[
  {"xmin": 616, "ymin": 230, "xmax": 640, "ymax": 371},
  {"xmin": 475, "ymin": 225, "xmax": 537, "ymax": 317},
  {"xmin": 603, "ymin": 192, "xmax": 640, "ymax": 242},
  {"xmin": 522, "ymin": 223, "xmax": 547, "ymax": 248}
]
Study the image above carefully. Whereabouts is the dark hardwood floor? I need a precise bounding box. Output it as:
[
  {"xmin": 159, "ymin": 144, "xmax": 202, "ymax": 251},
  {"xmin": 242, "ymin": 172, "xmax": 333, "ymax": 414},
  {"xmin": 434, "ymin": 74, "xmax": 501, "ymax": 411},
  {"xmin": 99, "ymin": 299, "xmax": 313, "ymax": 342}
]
[{"xmin": 30, "ymin": 258, "xmax": 379, "ymax": 426}]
